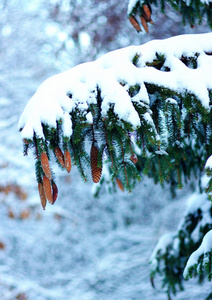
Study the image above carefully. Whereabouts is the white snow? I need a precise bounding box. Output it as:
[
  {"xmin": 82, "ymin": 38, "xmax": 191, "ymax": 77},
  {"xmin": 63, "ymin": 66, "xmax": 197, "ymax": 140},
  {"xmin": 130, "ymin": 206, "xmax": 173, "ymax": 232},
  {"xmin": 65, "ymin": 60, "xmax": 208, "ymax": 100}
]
[
  {"xmin": 176, "ymin": 191, "xmax": 211, "ymax": 244},
  {"xmin": 62, "ymin": 111, "xmax": 73, "ymax": 137},
  {"xmin": 201, "ymin": 0, "xmax": 212, "ymax": 4},
  {"xmin": 166, "ymin": 98, "xmax": 178, "ymax": 105},
  {"xmin": 155, "ymin": 149, "xmax": 168, "ymax": 155},
  {"xmin": 205, "ymin": 155, "xmax": 212, "ymax": 169},
  {"xmin": 127, "ymin": 0, "xmax": 140, "ymax": 14},
  {"xmin": 183, "ymin": 229, "xmax": 212, "ymax": 279},
  {"xmin": 19, "ymin": 33, "xmax": 212, "ymax": 140},
  {"xmin": 149, "ymin": 232, "xmax": 175, "ymax": 264}
]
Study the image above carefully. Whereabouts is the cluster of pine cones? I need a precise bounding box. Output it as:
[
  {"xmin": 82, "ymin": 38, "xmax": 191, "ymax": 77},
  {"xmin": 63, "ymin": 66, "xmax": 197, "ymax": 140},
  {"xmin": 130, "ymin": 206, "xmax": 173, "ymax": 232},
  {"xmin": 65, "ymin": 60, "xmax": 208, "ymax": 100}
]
[
  {"xmin": 129, "ymin": 4, "xmax": 153, "ymax": 33},
  {"xmin": 37, "ymin": 142, "xmax": 103, "ymax": 209},
  {"xmin": 37, "ymin": 141, "xmax": 138, "ymax": 209},
  {"xmin": 38, "ymin": 148, "xmax": 71, "ymax": 209}
]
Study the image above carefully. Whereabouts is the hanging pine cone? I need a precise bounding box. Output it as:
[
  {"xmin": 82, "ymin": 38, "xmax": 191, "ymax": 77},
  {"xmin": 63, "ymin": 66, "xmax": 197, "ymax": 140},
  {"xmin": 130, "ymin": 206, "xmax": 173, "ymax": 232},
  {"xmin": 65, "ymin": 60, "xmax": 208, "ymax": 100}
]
[
  {"xmin": 140, "ymin": 4, "xmax": 154, "ymax": 31},
  {"xmin": 90, "ymin": 142, "xmax": 102, "ymax": 183},
  {"xmin": 130, "ymin": 154, "xmax": 138, "ymax": 164},
  {"xmin": 142, "ymin": 4, "xmax": 151, "ymax": 21},
  {"xmin": 116, "ymin": 178, "xmax": 124, "ymax": 191},
  {"xmin": 40, "ymin": 152, "xmax": 52, "ymax": 180},
  {"xmin": 54, "ymin": 146, "xmax": 65, "ymax": 168},
  {"xmin": 140, "ymin": 16, "xmax": 148, "ymax": 33},
  {"xmin": 129, "ymin": 15, "xmax": 141, "ymax": 32},
  {"xmin": 38, "ymin": 182, "xmax": 47, "ymax": 210},
  {"xmin": 43, "ymin": 175, "xmax": 53, "ymax": 204},
  {"xmin": 64, "ymin": 150, "xmax": 72, "ymax": 173},
  {"xmin": 142, "ymin": 4, "xmax": 154, "ymax": 24},
  {"xmin": 52, "ymin": 181, "xmax": 58, "ymax": 204}
]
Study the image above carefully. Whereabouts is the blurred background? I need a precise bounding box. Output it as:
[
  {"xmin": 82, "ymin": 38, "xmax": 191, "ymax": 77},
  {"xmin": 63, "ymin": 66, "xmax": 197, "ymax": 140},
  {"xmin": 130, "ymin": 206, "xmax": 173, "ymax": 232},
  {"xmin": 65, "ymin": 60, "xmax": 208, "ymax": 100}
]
[{"xmin": 0, "ymin": 0, "xmax": 211, "ymax": 299}]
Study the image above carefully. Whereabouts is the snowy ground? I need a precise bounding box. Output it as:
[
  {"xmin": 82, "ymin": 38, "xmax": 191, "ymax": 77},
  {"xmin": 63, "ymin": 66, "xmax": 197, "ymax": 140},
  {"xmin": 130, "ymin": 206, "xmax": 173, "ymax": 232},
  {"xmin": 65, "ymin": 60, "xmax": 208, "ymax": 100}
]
[{"xmin": 0, "ymin": 144, "xmax": 211, "ymax": 300}]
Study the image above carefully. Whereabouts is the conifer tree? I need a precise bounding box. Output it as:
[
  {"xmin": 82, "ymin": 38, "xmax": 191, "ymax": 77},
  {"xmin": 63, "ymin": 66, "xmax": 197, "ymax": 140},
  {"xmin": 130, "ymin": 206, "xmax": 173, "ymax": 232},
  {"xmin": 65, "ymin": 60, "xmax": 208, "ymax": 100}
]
[{"xmin": 19, "ymin": 0, "xmax": 212, "ymax": 298}]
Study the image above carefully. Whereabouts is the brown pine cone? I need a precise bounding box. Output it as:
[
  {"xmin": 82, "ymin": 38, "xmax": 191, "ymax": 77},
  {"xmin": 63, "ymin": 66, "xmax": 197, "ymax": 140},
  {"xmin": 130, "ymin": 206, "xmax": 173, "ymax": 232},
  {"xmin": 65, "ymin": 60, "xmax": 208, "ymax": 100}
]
[
  {"xmin": 142, "ymin": 4, "xmax": 151, "ymax": 21},
  {"xmin": 142, "ymin": 4, "xmax": 154, "ymax": 24},
  {"xmin": 41, "ymin": 152, "xmax": 52, "ymax": 180},
  {"xmin": 54, "ymin": 146, "xmax": 65, "ymax": 168},
  {"xmin": 64, "ymin": 150, "xmax": 72, "ymax": 173},
  {"xmin": 116, "ymin": 178, "xmax": 124, "ymax": 191},
  {"xmin": 90, "ymin": 142, "xmax": 102, "ymax": 183},
  {"xmin": 140, "ymin": 16, "xmax": 148, "ymax": 33},
  {"xmin": 38, "ymin": 182, "xmax": 47, "ymax": 210},
  {"xmin": 43, "ymin": 175, "xmax": 53, "ymax": 204},
  {"xmin": 129, "ymin": 15, "xmax": 141, "ymax": 32},
  {"xmin": 130, "ymin": 154, "xmax": 138, "ymax": 164},
  {"xmin": 52, "ymin": 181, "xmax": 58, "ymax": 204}
]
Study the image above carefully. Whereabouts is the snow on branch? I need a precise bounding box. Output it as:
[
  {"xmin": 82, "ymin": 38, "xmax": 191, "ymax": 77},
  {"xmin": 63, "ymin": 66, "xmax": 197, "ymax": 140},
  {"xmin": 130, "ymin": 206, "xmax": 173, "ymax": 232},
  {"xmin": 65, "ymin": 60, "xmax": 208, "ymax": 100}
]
[
  {"xmin": 183, "ymin": 229, "xmax": 212, "ymax": 280},
  {"xmin": 19, "ymin": 32, "xmax": 212, "ymax": 140},
  {"xmin": 149, "ymin": 191, "xmax": 212, "ymax": 295},
  {"xmin": 18, "ymin": 33, "xmax": 212, "ymax": 208}
]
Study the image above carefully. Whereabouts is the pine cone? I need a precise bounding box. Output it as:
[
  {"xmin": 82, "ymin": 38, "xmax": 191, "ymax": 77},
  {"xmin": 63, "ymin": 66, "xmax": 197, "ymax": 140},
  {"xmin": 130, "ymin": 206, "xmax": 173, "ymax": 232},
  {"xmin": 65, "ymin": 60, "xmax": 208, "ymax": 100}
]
[
  {"xmin": 52, "ymin": 181, "xmax": 58, "ymax": 204},
  {"xmin": 38, "ymin": 182, "xmax": 47, "ymax": 210},
  {"xmin": 130, "ymin": 154, "xmax": 138, "ymax": 164},
  {"xmin": 140, "ymin": 16, "xmax": 148, "ymax": 33},
  {"xmin": 129, "ymin": 15, "xmax": 141, "ymax": 32},
  {"xmin": 54, "ymin": 146, "xmax": 65, "ymax": 168},
  {"xmin": 116, "ymin": 178, "xmax": 124, "ymax": 191},
  {"xmin": 142, "ymin": 4, "xmax": 154, "ymax": 24},
  {"xmin": 41, "ymin": 152, "xmax": 52, "ymax": 180},
  {"xmin": 142, "ymin": 4, "xmax": 151, "ymax": 22},
  {"xmin": 43, "ymin": 175, "xmax": 53, "ymax": 204},
  {"xmin": 90, "ymin": 142, "xmax": 102, "ymax": 183},
  {"xmin": 64, "ymin": 150, "xmax": 72, "ymax": 173}
]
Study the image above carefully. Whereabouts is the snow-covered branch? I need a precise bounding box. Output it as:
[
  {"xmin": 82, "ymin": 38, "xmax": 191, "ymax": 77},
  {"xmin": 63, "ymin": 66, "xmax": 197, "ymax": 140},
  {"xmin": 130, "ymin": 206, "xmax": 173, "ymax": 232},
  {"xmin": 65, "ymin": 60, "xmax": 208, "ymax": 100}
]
[
  {"xmin": 183, "ymin": 230, "xmax": 212, "ymax": 280},
  {"xmin": 19, "ymin": 32, "xmax": 212, "ymax": 140},
  {"xmin": 18, "ymin": 33, "xmax": 212, "ymax": 208},
  {"xmin": 150, "ymin": 190, "xmax": 212, "ymax": 296}
]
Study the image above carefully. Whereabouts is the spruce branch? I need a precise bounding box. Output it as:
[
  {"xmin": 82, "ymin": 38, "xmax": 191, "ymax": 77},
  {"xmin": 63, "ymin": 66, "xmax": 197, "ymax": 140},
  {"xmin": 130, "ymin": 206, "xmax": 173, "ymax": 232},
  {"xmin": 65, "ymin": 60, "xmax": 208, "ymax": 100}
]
[
  {"xmin": 128, "ymin": 0, "xmax": 212, "ymax": 31},
  {"xmin": 19, "ymin": 33, "xmax": 212, "ymax": 203}
]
